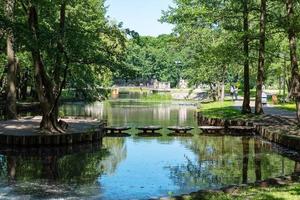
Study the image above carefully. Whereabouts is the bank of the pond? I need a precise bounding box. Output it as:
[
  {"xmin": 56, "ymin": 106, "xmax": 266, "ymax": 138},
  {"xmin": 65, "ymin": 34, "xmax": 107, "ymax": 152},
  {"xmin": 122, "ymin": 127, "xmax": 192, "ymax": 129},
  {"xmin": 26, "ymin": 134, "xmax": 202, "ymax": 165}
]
[
  {"xmin": 198, "ymin": 101, "xmax": 300, "ymax": 152},
  {"xmin": 159, "ymin": 174, "xmax": 300, "ymax": 200},
  {"xmin": 0, "ymin": 116, "xmax": 105, "ymax": 146}
]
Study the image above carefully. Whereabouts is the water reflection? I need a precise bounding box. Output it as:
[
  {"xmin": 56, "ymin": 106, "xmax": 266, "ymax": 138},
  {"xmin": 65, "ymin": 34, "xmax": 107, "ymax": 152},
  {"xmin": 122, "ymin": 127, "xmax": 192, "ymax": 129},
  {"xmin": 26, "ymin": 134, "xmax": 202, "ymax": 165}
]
[
  {"xmin": 101, "ymin": 138, "xmax": 127, "ymax": 175},
  {"xmin": 242, "ymin": 137, "xmax": 249, "ymax": 184},
  {"xmin": 254, "ymin": 138, "xmax": 262, "ymax": 181},
  {"xmin": 61, "ymin": 101, "xmax": 196, "ymax": 128},
  {"xmin": 0, "ymin": 142, "xmax": 110, "ymax": 199},
  {"xmin": 168, "ymin": 136, "xmax": 296, "ymax": 191},
  {"xmin": 0, "ymin": 136, "xmax": 298, "ymax": 200}
]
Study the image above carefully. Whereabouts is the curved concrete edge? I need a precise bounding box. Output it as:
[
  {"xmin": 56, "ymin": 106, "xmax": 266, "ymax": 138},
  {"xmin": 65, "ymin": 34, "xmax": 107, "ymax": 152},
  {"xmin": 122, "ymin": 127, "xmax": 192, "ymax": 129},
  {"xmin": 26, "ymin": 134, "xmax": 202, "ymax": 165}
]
[{"xmin": 0, "ymin": 129, "xmax": 104, "ymax": 146}]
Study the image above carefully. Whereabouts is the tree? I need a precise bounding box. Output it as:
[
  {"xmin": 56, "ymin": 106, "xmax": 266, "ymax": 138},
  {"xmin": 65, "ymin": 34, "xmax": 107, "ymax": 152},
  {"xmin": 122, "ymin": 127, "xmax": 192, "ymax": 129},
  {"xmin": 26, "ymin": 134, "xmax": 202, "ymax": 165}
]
[
  {"xmin": 160, "ymin": 0, "xmax": 259, "ymax": 101},
  {"xmin": 255, "ymin": 0, "xmax": 267, "ymax": 114},
  {"xmin": 5, "ymin": 0, "xmax": 17, "ymax": 119},
  {"xmin": 286, "ymin": 0, "xmax": 300, "ymax": 121},
  {"xmin": 26, "ymin": 2, "xmax": 64, "ymax": 132},
  {"xmin": 241, "ymin": 0, "xmax": 252, "ymax": 114},
  {"xmin": 5, "ymin": 0, "xmax": 126, "ymax": 132},
  {"xmin": 122, "ymin": 35, "xmax": 183, "ymax": 87}
]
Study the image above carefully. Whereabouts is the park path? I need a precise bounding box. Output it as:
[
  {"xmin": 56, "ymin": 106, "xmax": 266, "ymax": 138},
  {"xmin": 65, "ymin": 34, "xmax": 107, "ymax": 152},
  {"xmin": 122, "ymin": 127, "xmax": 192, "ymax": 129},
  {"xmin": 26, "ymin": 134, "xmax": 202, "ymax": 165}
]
[{"xmin": 233, "ymin": 99, "xmax": 297, "ymax": 119}]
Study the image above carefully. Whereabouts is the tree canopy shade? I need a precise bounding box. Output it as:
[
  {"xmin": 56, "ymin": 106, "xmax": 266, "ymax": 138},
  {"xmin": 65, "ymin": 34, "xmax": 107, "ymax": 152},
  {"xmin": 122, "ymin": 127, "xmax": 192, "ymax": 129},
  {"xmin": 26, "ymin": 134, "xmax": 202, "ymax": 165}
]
[{"xmin": 0, "ymin": 0, "xmax": 127, "ymax": 131}]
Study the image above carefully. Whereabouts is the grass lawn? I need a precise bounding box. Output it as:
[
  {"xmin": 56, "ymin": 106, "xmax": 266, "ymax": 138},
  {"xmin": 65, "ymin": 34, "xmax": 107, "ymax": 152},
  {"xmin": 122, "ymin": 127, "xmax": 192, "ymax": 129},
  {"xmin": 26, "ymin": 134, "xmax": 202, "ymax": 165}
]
[
  {"xmin": 273, "ymin": 103, "xmax": 296, "ymax": 112},
  {"xmin": 199, "ymin": 101, "xmax": 242, "ymax": 119},
  {"xmin": 173, "ymin": 183, "xmax": 300, "ymax": 200},
  {"xmin": 198, "ymin": 100, "xmax": 266, "ymax": 121}
]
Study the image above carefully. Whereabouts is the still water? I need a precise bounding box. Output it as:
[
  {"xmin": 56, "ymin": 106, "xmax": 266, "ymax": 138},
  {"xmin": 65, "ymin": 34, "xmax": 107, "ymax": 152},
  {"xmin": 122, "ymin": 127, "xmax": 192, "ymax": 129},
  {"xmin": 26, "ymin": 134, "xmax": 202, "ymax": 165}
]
[{"xmin": 0, "ymin": 100, "xmax": 299, "ymax": 200}]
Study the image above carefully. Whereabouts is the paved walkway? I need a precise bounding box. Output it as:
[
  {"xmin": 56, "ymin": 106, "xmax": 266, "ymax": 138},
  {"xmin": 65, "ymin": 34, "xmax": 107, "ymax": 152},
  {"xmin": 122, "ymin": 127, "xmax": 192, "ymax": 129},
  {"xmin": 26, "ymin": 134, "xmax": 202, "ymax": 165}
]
[
  {"xmin": 0, "ymin": 116, "xmax": 101, "ymax": 136},
  {"xmin": 233, "ymin": 99, "xmax": 297, "ymax": 119}
]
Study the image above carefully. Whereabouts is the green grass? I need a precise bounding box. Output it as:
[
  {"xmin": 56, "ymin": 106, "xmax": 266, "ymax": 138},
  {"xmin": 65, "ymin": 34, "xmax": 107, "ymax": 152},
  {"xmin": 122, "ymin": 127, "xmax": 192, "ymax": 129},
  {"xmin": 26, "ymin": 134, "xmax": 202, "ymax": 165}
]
[
  {"xmin": 174, "ymin": 183, "xmax": 300, "ymax": 200},
  {"xmin": 199, "ymin": 100, "xmax": 243, "ymax": 119},
  {"xmin": 198, "ymin": 100, "xmax": 265, "ymax": 121},
  {"xmin": 141, "ymin": 93, "xmax": 172, "ymax": 101},
  {"xmin": 273, "ymin": 103, "xmax": 296, "ymax": 112}
]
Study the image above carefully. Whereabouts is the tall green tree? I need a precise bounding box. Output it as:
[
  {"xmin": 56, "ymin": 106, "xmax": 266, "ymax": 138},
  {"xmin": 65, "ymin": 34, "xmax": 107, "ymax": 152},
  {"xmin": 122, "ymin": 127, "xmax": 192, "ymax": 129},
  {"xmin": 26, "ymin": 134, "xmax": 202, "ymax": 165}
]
[
  {"xmin": 242, "ymin": 0, "xmax": 252, "ymax": 113},
  {"xmin": 0, "ymin": 0, "xmax": 127, "ymax": 132},
  {"xmin": 285, "ymin": 0, "xmax": 300, "ymax": 121}
]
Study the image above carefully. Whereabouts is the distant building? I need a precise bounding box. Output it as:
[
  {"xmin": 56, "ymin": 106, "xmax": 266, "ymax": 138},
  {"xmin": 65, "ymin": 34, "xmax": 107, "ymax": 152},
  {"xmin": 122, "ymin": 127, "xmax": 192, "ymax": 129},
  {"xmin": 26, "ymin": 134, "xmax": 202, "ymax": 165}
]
[
  {"xmin": 153, "ymin": 79, "xmax": 170, "ymax": 90},
  {"xmin": 178, "ymin": 79, "xmax": 188, "ymax": 89}
]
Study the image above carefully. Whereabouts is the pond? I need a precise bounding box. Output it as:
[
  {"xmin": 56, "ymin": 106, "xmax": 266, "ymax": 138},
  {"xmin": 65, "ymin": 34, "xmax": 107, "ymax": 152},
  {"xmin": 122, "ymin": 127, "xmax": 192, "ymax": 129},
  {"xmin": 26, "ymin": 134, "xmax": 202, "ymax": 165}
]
[{"xmin": 0, "ymin": 99, "xmax": 299, "ymax": 200}]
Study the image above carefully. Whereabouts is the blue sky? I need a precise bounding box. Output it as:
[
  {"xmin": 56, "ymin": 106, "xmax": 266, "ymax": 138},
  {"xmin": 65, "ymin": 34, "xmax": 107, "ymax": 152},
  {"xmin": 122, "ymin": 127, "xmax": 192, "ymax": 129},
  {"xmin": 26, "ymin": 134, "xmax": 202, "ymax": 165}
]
[{"xmin": 105, "ymin": 0, "xmax": 174, "ymax": 36}]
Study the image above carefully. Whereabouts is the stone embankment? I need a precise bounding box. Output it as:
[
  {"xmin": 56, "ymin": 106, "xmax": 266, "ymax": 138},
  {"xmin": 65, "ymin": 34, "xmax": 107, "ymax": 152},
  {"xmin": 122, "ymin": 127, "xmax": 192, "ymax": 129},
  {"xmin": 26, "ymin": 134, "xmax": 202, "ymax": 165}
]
[{"xmin": 198, "ymin": 113, "xmax": 300, "ymax": 151}]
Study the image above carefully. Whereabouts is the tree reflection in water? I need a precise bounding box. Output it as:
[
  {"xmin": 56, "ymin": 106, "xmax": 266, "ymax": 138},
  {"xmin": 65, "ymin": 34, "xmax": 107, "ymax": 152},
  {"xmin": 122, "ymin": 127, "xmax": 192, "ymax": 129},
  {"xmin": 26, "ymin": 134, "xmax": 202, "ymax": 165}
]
[
  {"xmin": 101, "ymin": 137, "xmax": 127, "ymax": 174},
  {"xmin": 242, "ymin": 137, "xmax": 250, "ymax": 184},
  {"xmin": 254, "ymin": 138, "xmax": 262, "ymax": 181},
  {"xmin": 167, "ymin": 136, "xmax": 296, "ymax": 190},
  {"xmin": 0, "ymin": 142, "xmax": 112, "ymax": 199}
]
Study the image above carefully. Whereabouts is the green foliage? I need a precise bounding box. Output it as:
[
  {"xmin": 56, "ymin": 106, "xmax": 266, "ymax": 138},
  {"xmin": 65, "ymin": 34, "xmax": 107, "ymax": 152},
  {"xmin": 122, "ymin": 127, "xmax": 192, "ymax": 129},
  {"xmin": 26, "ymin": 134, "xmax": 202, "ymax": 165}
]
[
  {"xmin": 160, "ymin": 0, "xmax": 300, "ymax": 95},
  {"xmin": 121, "ymin": 35, "xmax": 185, "ymax": 87},
  {"xmin": 0, "ymin": 0, "xmax": 127, "ymax": 101}
]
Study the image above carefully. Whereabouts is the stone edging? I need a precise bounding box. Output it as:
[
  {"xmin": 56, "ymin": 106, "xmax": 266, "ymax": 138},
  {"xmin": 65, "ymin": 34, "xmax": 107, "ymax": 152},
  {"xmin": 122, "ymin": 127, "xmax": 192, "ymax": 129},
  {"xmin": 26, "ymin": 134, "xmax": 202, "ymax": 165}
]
[{"xmin": 197, "ymin": 113, "xmax": 300, "ymax": 152}]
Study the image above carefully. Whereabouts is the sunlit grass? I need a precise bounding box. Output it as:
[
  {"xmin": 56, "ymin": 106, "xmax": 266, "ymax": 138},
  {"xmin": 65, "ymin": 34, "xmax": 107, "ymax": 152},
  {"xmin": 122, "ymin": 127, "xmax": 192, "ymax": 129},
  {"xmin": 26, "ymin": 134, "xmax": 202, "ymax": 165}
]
[
  {"xmin": 198, "ymin": 100, "xmax": 265, "ymax": 120},
  {"xmin": 199, "ymin": 100, "xmax": 243, "ymax": 119},
  {"xmin": 273, "ymin": 103, "xmax": 296, "ymax": 112}
]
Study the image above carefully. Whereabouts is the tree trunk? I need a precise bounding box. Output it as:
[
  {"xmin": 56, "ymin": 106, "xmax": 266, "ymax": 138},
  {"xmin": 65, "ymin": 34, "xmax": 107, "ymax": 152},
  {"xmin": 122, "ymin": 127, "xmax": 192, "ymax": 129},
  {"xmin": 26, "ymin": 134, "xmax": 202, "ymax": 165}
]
[
  {"xmin": 5, "ymin": 0, "xmax": 17, "ymax": 119},
  {"xmin": 209, "ymin": 83, "xmax": 217, "ymax": 101},
  {"xmin": 283, "ymin": 58, "xmax": 287, "ymax": 103},
  {"xmin": 221, "ymin": 65, "xmax": 226, "ymax": 101},
  {"xmin": 254, "ymin": 138, "xmax": 262, "ymax": 181},
  {"xmin": 242, "ymin": 0, "xmax": 252, "ymax": 114},
  {"xmin": 41, "ymin": 156, "xmax": 59, "ymax": 180},
  {"xmin": 286, "ymin": 0, "xmax": 300, "ymax": 121},
  {"xmin": 7, "ymin": 156, "xmax": 16, "ymax": 181},
  {"xmin": 20, "ymin": 69, "xmax": 29, "ymax": 100},
  {"xmin": 217, "ymin": 82, "xmax": 221, "ymax": 100},
  {"xmin": 294, "ymin": 162, "xmax": 300, "ymax": 174},
  {"xmin": 27, "ymin": 4, "xmax": 62, "ymax": 133},
  {"xmin": 242, "ymin": 137, "xmax": 249, "ymax": 184},
  {"xmin": 255, "ymin": 0, "xmax": 266, "ymax": 115},
  {"xmin": 221, "ymin": 81, "xmax": 225, "ymax": 101},
  {"xmin": 53, "ymin": 1, "xmax": 67, "ymax": 118}
]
